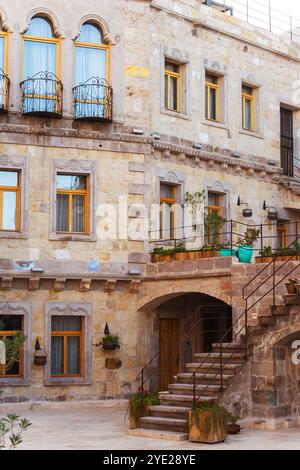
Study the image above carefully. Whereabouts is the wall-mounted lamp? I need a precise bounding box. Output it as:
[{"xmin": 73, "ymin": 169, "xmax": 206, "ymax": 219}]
[
  {"xmin": 237, "ymin": 196, "xmax": 253, "ymax": 218},
  {"xmin": 263, "ymin": 201, "xmax": 278, "ymax": 221},
  {"xmin": 33, "ymin": 338, "xmax": 47, "ymax": 366}
]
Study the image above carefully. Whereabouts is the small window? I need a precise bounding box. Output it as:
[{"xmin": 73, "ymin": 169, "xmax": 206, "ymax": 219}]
[
  {"xmin": 0, "ymin": 315, "xmax": 23, "ymax": 377},
  {"xmin": 56, "ymin": 174, "xmax": 89, "ymax": 234},
  {"xmin": 165, "ymin": 60, "xmax": 181, "ymax": 112},
  {"xmin": 0, "ymin": 170, "xmax": 20, "ymax": 231},
  {"xmin": 205, "ymin": 72, "xmax": 220, "ymax": 122},
  {"xmin": 242, "ymin": 84, "xmax": 254, "ymax": 131},
  {"xmin": 207, "ymin": 191, "xmax": 223, "ymax": 244},
  {"xmin": 277, "ymin": 222, "xmax": 287, "ymax": 251},
  {"xmin": 25, "ymin": 16, "xmax": 54, "ymax": 38},
  {"xmin": 51, "ymin": 316, "xmax": 83, "ymax": 377},
  {"xmin": 160, "ymin": 183, "xmax": 176, "ymax": 240}
]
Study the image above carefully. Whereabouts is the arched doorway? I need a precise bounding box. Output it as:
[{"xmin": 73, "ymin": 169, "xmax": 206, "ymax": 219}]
[{"xmin": 139, "ymin": 292, "xmax": 232, "ymax": 391}]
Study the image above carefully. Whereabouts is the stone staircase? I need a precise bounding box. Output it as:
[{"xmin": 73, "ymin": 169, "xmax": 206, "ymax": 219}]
[{"xmin": 129, "ymin": 342, "xmax": 246, "ymax": 440}]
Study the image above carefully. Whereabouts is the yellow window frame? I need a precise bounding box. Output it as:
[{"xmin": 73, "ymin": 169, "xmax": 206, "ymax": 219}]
[
  {"xmin": 56, "ymin": 175, "xmax": 89, "ymax": 234},
  {"xmin": 51, "ymin": 322, "xmax": 83, "ymax": 378},
  {"xmin": 165, "ymin": 64, "xmax": 181, "ymax": 113},
  {"xmin": 277, "ymin": 223, "xmax": 287, "ymax": 250},
  {"xmin": 0, "ymin": 318, "xmax": 24, "ymax": 378},
  {"xmin": 242, "ymin": 88, "xmax": 255, "ymax": 131},
  {"xmin": 0, "ymin": 31, "xmax": 8, "ymax": 74},
  {"xmin": 160, "ymin": 185, "xmax": 176, "ymax": 240},
  {"xmin": 0, "ymin": 171, "xmax": 21, "ymax": 232},
  {"xmin": 205, "ymin": 75, "xmax": 220, "ymax": 122}
]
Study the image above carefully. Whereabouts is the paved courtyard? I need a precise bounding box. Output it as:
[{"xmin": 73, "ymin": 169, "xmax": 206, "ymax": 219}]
[{"xmin": 5, "ymin": 407, "xmax": 300, "ymax": 450}]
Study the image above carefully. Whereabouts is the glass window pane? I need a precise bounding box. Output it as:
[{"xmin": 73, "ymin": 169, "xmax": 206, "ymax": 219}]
[
  {"xmin": 25, "ymin": 17, "xmax": 53, "ymax": 38},
  {"xmin": 67, "ymin": 336, "xmax": 80, "ymax": 375},
  {"xmin": 51, "ymin": 336, "xmax": 64, "ymax": 375},
  {"xmin": 56, "ymin": 194, "xmax": 69, "ymax": 232},
  {"xmin": 0, "ymin": 171, "xmax": 18, "ymax": 187},
  {"xmin": 0, "ymin": 315, "xmax": 22, "ymax": 331},
  {"xmin": 209, "ymin": 88, "xmax": 217, "ymax": 120},
  {"xmin": 72, "ymin": 195, "xmax": 85, "ymax": 233},
  {"xmin": 75, "ymin": 46, "xmax": 106, "ymax": 85},
  {"xmin": 165, "ymin": 75, "xmax": 169, "ymax": 109},
  {"xmin": 77, "ymin": 23, "xmax": 103, "ymax": 44},
  {"xmin": 244, "ymin": 99, "xmax": 252, "ymax": 129},
  {"xmin": 165, "ymin": 62, "xmax": 179, "ymax": 73},
  {"xmin": 208, "ymin": 192, "xmax": 219, "ymax": 207},
  {"xmin": 2, "ymin": 191, "xmax": 17, "ymax": 230},
  {"xmin": 170, "ymin": 76, "xmax": 178, "ymax": 111},
  {"xmin": 0, "ymin": 36, "xmax": 4, "ymax": 71},
  {"xmin": 160, "ymin": 183, "xmax": 175, "ymax": 200},
  {"xmin": 242, "ymin": 85, "xmax": 253, "ymax": 95},
  {"xmin": 24, "ymin": 41, "xmax": 56, "ymax": 79},
  {"xmin": 206, "ymin": 74, "xmax": 218, "ymax": 85},
  {"xmin": 57, "ymin": 175, "xmax": 86, "ymax": 190},
  {"xmin": 52, "ymin": 316, "xmax": 81, "ymax": 332}
]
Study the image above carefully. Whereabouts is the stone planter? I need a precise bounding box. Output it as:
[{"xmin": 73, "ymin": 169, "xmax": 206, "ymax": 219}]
[
  {"xmin": 189, "ymin": 410, "xmax": 227, "ymax": 444},
  {"xmin": 175, "ymin": 252, "xmax": 187, "ymax": 261},
  {"xmin": 255, "ymin": 256, "xmax": 273, "ymax": 264}
]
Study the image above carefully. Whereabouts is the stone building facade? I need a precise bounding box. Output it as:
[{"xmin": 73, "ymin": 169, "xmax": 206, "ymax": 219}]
[{"xmin": 1, "ymin": 0, "xmax": 300, "ymax": 423}]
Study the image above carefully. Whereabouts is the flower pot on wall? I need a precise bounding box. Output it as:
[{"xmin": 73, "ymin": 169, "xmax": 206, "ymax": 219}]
[
  {"xmin": 238, "ymin": 245, "xmax": 253, "ymax": 263},
  {"xmin": 220, "ymin": 249, "xmax": 236, "ymax": 257},
  {"xmin": 103, "ymin": 343, "xmax": 118, "ymax": 351}
]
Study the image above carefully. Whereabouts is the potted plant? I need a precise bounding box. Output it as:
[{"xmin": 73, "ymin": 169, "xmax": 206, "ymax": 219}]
[
  {"xmin": 175, "ymin": 243, "xmax": 187, "ymax": 261},
  {"xmin": 286, "ymin": 278, "xmax": 298, "ymax": 294},
  {"xmin": 238, "ymin": 228, "xmax": 260, "ymax": 264},
  {"xmin": 127, "ymin": 392, "xmax": 160, "ymax": 429},
  {"xmin": 256, "ymin": 245, "xmax": 273, "ymax": 263},
  {"xmin": 189, "ymin": 401, "xmax": 227, "ymax": 444},
  {"xmin": 226, "ymin": 413, "xmax": 241, "ymax": 435},
  {"xmin": 102, "ymin": 333, "xmax": 120, "ymax": 350}
]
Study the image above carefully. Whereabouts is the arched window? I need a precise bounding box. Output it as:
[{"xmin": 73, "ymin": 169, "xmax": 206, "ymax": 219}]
[
  {"xmin": 73, "ymin": 22, "xmax": 111, "ymax": 120},
  {"xmin": 0, "ymin": 23, "xmax": 8, "ymax": 112},
  {"xmin": 21, "ymin": 16, "xmax": 61, "ymax": 116}
]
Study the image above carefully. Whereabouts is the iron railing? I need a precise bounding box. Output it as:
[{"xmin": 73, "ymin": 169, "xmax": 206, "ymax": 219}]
[
  {"xmin": 0, "ymin": 68, "xmax": 9, "ymax": 113},
  {"xmin": 281, "ymin": 135, "xmax": 294, "ymax": 177},
  {"xmin": 20, "ymin": 71, "xmax": 63, "ymax": 117},
  {"xmin": 73, "ymin": 77, "xmax": 113, "ymax": 122}
]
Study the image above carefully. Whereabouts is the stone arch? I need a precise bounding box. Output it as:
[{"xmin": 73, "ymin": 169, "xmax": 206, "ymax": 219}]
[
  {"xmin": 138, "ymin": 277, "xmax": 231, "ymax": 312},
  {"xmin": 74, "ymin": 14, "xmax": 114, "ymax": 45},
  {"xmin": 270, "ymin": 319, "xmax": 300, "ymax": 347},
  {"xmin": 22, "ymin": 8, "xmax": 62, "ymax": 37}
]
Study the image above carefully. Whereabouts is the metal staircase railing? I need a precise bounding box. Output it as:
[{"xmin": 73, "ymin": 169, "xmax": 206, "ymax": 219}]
[{"xmin": 192, "ymin": 233, "xmax": 300, "ymax": 407}]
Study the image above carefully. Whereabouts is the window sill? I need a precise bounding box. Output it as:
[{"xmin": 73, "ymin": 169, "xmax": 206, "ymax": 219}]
[
  {"xmin": 0, "ymin": 377, "xmax": 30, "ymax": 387},
  {"xmin": 44, "ymin": 377, "xmax": 92, "ymax": 386},
  {"xmin": 239, "ymin": 129, "xmax": 264, "ymax": 139},
  {"xmin": 0, "ymin": 231, "xmax": 28, "ymax": 239},
  {"xmin": 202, "ymin": 119, "xmax": 228, "ymax": 131},
  {"xmin": 49, "ymin": 233, "xmax": 96, "ymax": 242},
  {"xmin": 160, "ymin": 109, "xmax": 191, "ymax": 121}
]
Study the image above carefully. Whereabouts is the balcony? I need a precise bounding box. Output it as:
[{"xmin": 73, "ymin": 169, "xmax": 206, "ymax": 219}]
[
  {"xmin": 20, "ymin": 71, "xmax": 63, "ymax": 118},
  {"xmin": 0, "ymin": 68, "xmax": 9, "ymax": 113},
  {"xmin": 73, "ymin": 77, "xmax": 113, "ymax": 122}
]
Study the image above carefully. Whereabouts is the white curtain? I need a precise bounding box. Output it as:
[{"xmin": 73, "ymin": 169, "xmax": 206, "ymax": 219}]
[
  {"xmin": 23, "ymin": 40, "xmax": 56, "ymax": 113},
  {"xmin": 0, "ymin": 37, "xmax": 5, "ymax": 107},
  {"xmin": 51, "ymin": 316, "xmax": 81, "ymax": 376},
  {"xmin": 2, "ymin": 192, "xmax": 16, "ymax": 230}
]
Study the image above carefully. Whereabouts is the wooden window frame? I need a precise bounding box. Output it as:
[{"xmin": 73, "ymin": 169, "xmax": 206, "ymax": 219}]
[
  {"xmin": 165, "ymin": 61, "xmax": 181, "ymax": 113},
  {"xmin": 0, "ymin": 317, "xmax": 24, "ymax": 378},
  {"xmin": 22, "ymin": 18, "xmax": 61, "ymax": 113},
  {"xmin": 277, "ymin": 222, "xmax": 287, "ymax": 250},
  {"xmin": 0, "ymin": 170, "xmax": 21, "ymax": 232},
  {"xmin": 51, "ymin": 317, "xmax": 83, "ymax": 378},
  {"xmin": 207, "ymin": 192, "xmax": 222, "ymax": 244},
  {"xmin": 205, "ymin": 73, "xmax": 220, "ymax": 122},
  {"xmin": 56, "ymin": 174, "xmax": 89, "ymax": 235},
  {"xmin": 242, "ymin": 85, "xmax": 255, "ymax": 131},
  {"xmin": 160, "ymin": 184, "xmax": 176, "ymax": 240}
]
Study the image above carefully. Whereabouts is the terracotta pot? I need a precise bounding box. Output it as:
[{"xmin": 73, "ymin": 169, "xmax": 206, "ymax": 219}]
[
  {"xmin": 286, "ymin": 283, "xmax": 297, "ymax": 294},
  {"xmin": 201, "ymin": 251, "xmax": 211, "ymax": 258},
  {"xmin": 255, "ymin": 257, "xmax": 273, "ymax": 264},
  {"xmin": 187, "ymin": 251, "xmax": 198, "ymax": 260},
  {"xmin": 175, "ymin": 252, "xmax": 187, "ymax": 261},
  {"xmin": 161, "ymin": 254, "xmax": 174, "ymax": 262},
  {"xmin": 129, "ymin": 416, "xmax": 139, "ymax": 429},
  {"xmin": 227, "ymin": 424, "xmax": 241, "ymax": 435}
]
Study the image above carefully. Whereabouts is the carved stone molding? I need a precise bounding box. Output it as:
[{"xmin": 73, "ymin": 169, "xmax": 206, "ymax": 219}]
[
  {"xmin": 79, "ymin": 278, "xmax": 92, "ymax": 292},
  {"xmin": 74, "ymin": 14, "xmax": 115, "ymax": 44},
  {"xmin": 0, "ymin": 276, "xmax": 12, "ymax": 290},
  {"xmin": 54, "ymin": 278, "xmax": 65, "ymax": 291},
  {"xmin": 0, "ymin": 154, "xmax": 26, "ymax": 168},
  {"xmin": 22, "ymin": 7, "xmax": 62, "ymax": 37},
  {"xmin": 104, "ymin": 279, "xmax": 117, "ymax": 292},
  {"xmin": 129, "ymin": 280, "xmax": 141, "ymax": 294},
  {"xmin": 54, "ymin": 158, "xmax": 95, "ymax": 173}
]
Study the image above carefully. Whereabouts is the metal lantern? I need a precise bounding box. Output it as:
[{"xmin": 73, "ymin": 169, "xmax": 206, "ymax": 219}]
[
  {"xmin": 33, "ymin": 338, "xmax": 47, "ymax": 366},
  {"xmin": 237, "ymin": 196, "xmax": 253, "ymax": 218},
  {"xmin": 263, "ymin": 201, "xmax": 278, "ymax": 221}
]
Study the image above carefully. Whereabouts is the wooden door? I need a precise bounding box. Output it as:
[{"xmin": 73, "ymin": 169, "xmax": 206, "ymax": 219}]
[{"xmin": 159, "ymin": 318, "xmax": 179, "ymax": 390}]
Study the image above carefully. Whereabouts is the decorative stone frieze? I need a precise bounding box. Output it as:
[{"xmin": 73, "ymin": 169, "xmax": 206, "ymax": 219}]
[
  {"xmin": 104, "ymin": 279, "xmax": 117, "ymax": 292},
  {"xmin": 79, "ymin": 278, "xmax": 92, "ymax": 292},
  {"xmin": 0, "ymin": 276, "xmax": 12, "ymax": 290}
]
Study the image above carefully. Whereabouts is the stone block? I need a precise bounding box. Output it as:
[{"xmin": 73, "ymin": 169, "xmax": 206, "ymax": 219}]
[
  {"xmin": 104, "ymin": 279, "xmax": 117, "ymax": 292},
  {"xmin": 128, "ymin": 252, "xmax": 148, "ymax": 264},
  {"xmin": 0, "ymin": 277, "xmax": 12, "ymax": 290},
  {"xmin": 105, "ymin": 358, "xmax": 122, "ymax": 370}
]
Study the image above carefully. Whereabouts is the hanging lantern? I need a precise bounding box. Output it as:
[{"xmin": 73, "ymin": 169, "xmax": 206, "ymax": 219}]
[{"xmin": 33, "ymin": 338, "xmax": 47, "ymax": 366}]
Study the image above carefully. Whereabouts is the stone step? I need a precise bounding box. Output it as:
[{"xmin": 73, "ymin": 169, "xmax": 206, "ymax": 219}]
[
  {"xmin": 160, "ymin": 393, "xmax": 214, "ymax": 407},
  {"xmin": 128, "ymin": 428, "xmax": 188, "ymax": 441},
  {"xmin": 258, "ymin": 316, "xmax": 277, "ymax": 326},
  {"xmin": 212, "ymin": 343, "xmax": 246, "ymax": 354},
  {"xmin": 185, "ymin": 362, "xmax": 243, "ymax": 373},
  {"xmin": 148, "ymin": 405, "xmax": 189, "ymax": 419},
  {"xmin": 139, "ymin": 416, "xmax": 188, "ymax": 433},
  {"xmin": 283, "ymin": 294, "xmax": 300, "ymax": 305},
  {"xmin": 193, "ymin": 352, "xmax": 245, "ymax": 364},
  {"xmin": 168, "ymin": 383, "xmax": 222, "ymax": 397},
  {"xmin": 272, "ymin": 305, "xmax": 289, "ymax": 316},
  {"xmin": 176, "ymin": 372, "xmax": 235, "ymax": 385}
]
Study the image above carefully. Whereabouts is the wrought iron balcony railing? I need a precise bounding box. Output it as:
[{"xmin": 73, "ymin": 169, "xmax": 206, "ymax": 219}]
[
  {"xmin": 73, "ymin": 77, "xmax": 113, "ymax": 122},
  {"xmin": 20, "ymin": 71, "xmax": 63, "ymax": 118},
  {"xmin": 0, "ymin": 68, "xmax": 9, "ymax": 113}
]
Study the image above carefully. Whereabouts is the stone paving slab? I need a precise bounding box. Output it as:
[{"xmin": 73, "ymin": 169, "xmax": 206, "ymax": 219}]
[{"xmin": 2, "ymin": 408, "xmax": 300, "ymax": 450}]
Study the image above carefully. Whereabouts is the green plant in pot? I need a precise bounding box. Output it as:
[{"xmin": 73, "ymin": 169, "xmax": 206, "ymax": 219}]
[
  {"xmin": 285, "ymin": 278, "xmax": 298, "ymax": 295},
  {"xmin": 189, "ymin": 401, "xmax": 227, "ymax": 443},
  {"xmin": 102, "ymin": 323, "xmax": 120, "ymax": 350},
  {"xmin": 219, "ymin": 241, "xmax": 236, "ymax": 257},
  {"xmin": 226, "ymin": 412, "xmax": 241, "ymax": 435},
  {"xmin": 238, "ymin": 228, "xmax": 260, "ymax": 263},
  {"xmin": 127, "ymin": 392, "xmax": 160, "ymax": 429}
]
